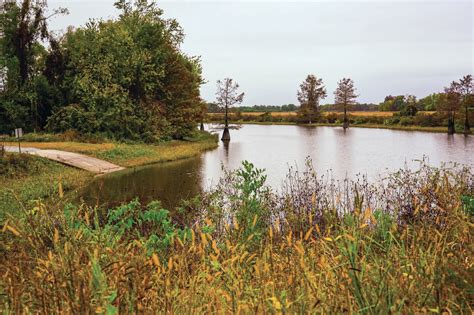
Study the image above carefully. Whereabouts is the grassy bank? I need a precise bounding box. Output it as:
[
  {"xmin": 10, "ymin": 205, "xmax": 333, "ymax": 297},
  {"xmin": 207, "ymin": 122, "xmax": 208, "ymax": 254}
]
[
  {"xmin": 2, "ymin": 131, "xmax": 218, "ymax": 168},
  {"xmin": 208, "ymin": 111, "xmax": 473, "ymax": 134},
  {"xmin": 0, "ymin": 154, "xmax": 93, "ymax": 221},
  {"xmin": 234, "ymin": 121, "xmax": 449, "ymax": 133},
  {"xmin": 0, "ymin": 160, "xmax": 472, "ymax": 313},
  {"xmin": 0, "ymin": 132, "xmax": 218, "ymax": 220}
]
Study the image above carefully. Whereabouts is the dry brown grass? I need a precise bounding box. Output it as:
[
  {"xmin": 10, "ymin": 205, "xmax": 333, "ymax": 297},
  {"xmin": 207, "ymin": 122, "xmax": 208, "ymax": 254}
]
[{"xmin": 1, "ymin": 161, "xmax": 472, "ymax": 313}]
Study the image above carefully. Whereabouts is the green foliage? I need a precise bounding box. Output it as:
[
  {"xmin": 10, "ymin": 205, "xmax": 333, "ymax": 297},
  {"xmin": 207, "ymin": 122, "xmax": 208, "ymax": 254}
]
[
  {"xmin": 1, "ymin": 161, "xmax": 472, "ymax": 312},
  {"xmin": 0, "ymin": 1, "xmax": 203, "ymax": 141},
  {"xmin": 232, "ymin": 161, "xmax": 271, "ymax": 244},
  {"xmin": 106, "ymin": 199, "xmax": 190, "ymax": 256},
  {"xmin": 399, "ymin": 116, "xmax": 414, "ymax": 126},
  {"xmin": 96, "ymin": 145, "xmax": 155, "ymax": 161},
  {"xmin": 461, "ymin": 195, "xmax": 474, "ymax": 216},
  {"xmin": 91, "ymin": 258, "xmax": 118, "ymax": 314},
  {"xmin": 400, "ymin": 102, "xmax": 418, "ymax": 116},
  {"xmin": 0, "ymin": 153, "xmax": 49, "ymax": 178},
  {"xmin": 44, "ymin": 1, "xmax": 203, "ymax": 141},
  {"xmin": 379, "ymin": 95, "xmax": 406, "ymax": 111},
  {"xmin": 418, "ymin": 93, "xmax": 444, "ymax": 111},
  {"xmin": 297, "ymin": 74, "xmax": 327, "ymax": 123},
  {"xmin": 0, "ymin": 1, "xmax": 68, "ymax": 133}
]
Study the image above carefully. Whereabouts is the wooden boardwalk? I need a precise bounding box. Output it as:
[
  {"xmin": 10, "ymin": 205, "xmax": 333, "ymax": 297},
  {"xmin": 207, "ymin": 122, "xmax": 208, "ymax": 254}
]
[{"xmin": 4, "ymin": 146, "xmax": 124, "ymax": 174}]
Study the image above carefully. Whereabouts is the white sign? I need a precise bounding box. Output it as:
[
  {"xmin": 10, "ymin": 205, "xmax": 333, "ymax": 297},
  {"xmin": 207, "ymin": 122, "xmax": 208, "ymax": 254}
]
[{"xmin": 14, "ymin": 128, "xmax": 23, "ymax": 138}]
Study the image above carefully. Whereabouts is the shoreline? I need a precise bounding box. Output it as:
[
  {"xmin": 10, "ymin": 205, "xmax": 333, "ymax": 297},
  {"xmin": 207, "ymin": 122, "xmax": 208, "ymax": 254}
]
[
  {"xmin": 2, "ymin": 133, "xmax": 219, "ymax": 168},
  {"xmin": 208, "ymin": 121, "xmax": 467, "ymax": 134},
  {"xmin": 0, "ymin": 134, "xmax": 219, "ymax": 216}
]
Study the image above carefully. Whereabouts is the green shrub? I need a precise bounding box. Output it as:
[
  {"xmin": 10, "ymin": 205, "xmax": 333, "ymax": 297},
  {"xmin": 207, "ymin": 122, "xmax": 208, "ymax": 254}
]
[
  {"xmin": 399, "ymin": 117, "xmax": 415, "ymax": 126},
  {"xmin": 384, "ymin": 117, "xmax": 400, "ymax": 125},
  {"xmin": 461, "ymin": 195, "xmax": 474, "ymax": 216}
]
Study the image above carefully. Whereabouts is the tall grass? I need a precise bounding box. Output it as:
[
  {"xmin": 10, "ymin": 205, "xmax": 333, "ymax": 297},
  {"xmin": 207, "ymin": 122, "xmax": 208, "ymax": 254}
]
[
  {"xmin": 0, "ymin": 160, "xmax": 472, "ymax": 313},
  {"xmin": 0, "ymin": 154, "xmax": 91, "ymax": 222}
]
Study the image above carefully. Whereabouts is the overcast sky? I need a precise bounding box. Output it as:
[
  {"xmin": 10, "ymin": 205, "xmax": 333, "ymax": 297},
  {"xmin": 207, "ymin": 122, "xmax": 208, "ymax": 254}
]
[{"xmin": 47, "ymin": 0, "xmax": 473, "ymax": 105}]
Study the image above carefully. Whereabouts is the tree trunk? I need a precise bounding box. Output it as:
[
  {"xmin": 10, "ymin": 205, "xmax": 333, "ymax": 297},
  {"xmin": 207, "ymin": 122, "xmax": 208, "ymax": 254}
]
[
  {"xmin": 224, "ymin": 103, "xmax": 228, "ymax": 128},
  {"xmin": 221, "ymin": 127, "xmax": 230, "ymax": 141},
  {"xmin": 447, "ymin": 114, "xmax": 455, "ymax": 135},
  {"xmin": 200, "ymin": 121, "xmax": 204, "ymax": 131},
  {"xmin": 343, "ymin": 104, "xmax": 349, "ymax": 130},
  {"xmin": 464, "ymin": 106, "xmax": 470, "ymax": 134},
  {"xmin": 222, "ymin": 104, "xmax": 230, "ymax": 141}
]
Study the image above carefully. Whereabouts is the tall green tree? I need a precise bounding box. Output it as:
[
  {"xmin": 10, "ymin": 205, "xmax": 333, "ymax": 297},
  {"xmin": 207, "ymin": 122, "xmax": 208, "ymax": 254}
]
[
  {"xmin": 297, "ymin": 74, "xmax": 326, "ymax": 124},
  {"xmin": 400, "ymin": 95, "xmax": 418, "ymax": 117},
  {"xmin": 453, "ymin": 75, "xmax": 473, "ymax": 134},
  {"xmin": 0, "ymin": 0, "xmax": 67, "ymax": 132},
  {"xmin": 440, "ymin": 85, "xmax": 461, "ymax": 135},
  {"xmin": 418, "ymin": 93, "xmax": 443, "ymax": 111},
  {"xmin": 0, "ymin": 0, "xmax": 67, "ymax": 86},
  {"xmin": 334, "ymin": 77, "xmax": 357, "ymax": 129},
  {"xmin": 45, "ymin": 0, "xmax": 204, "ymax": 141}
]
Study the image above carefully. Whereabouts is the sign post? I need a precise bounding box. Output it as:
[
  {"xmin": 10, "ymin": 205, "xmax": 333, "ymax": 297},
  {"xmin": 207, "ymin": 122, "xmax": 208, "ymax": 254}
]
[{"xmin": 14, "ymin": 128, "xmax": 23, "ymax": 154}]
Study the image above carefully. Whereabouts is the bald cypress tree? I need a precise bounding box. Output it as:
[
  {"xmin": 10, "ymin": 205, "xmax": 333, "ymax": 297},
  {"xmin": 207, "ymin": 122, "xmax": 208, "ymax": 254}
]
[
  {"xmin": 216, "ymin": 78, "xmax": 244, "ymax": 141},
  {"xmin": 456, "ymin": 75, "xmax": 472, "ymax": 134},
  {"xmin": 334, "ymin": 78, "xmax": 358, "ymax": 130},
  {"xmin": 297, "ymin": 74, "xmax": 327, "ymax": 124}
]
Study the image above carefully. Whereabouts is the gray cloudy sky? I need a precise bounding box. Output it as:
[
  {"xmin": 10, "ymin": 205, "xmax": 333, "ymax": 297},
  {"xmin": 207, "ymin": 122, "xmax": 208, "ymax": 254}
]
[{"xmin": 48, "ymin": 0, "xmax": 473, "ymax": 105}]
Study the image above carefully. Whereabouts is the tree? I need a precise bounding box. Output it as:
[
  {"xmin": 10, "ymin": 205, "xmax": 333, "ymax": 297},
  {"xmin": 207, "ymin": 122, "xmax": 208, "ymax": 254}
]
[
  {"xmin": 0, "ymin": 0, "xmax": 67, "ymax": 132},
  {"xmin": 453, "ymin": 75, "xmax": 473, "ymax": 134},
  {"xmin": 440, "ymin": 84, "xmax": 461, "ymax": 134},
  {"xmin": 42, "ymin": 0, "xmax": 203, "ymax": 141},
  {"xmin": 0, "ymin": 0, "xmax": 67, "ymax": 85},
  {"xmin": 400, "ymin": 95, "xmax": 418, "ymax": 117},
  {"xmin": 297, "ymin": 75, "xmax": 326, "ymax": 124},
  {"xmin": 215, "ymin": 78, "xmax": 244, "ymax": 141},
  {"xmin": 334, "ymin": 77, "xmax": 358, "ymax": 129},
  {"xmin": 418, "ymin": 93, "xmax": 443, "ymax": 111},
  {"xmin": 379, "ymin": 95, "xmax": 406, "ymax": 112}
]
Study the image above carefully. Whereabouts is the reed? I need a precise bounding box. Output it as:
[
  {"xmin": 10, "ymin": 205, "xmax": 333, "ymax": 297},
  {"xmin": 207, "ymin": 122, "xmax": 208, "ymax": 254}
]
[{"xmin": 0, "ymin": 160, "xmax": 472, "ymax": 313}]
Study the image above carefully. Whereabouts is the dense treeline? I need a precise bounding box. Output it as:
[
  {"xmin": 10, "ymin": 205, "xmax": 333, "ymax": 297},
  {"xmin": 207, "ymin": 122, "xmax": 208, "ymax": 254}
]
[
  {"xmin": 207, "ymin": 103, "xmax": 298, "ymax": 113},
  {"xmin": 0, "ymin": 0, "xmax": 204, "ymax": 141}
]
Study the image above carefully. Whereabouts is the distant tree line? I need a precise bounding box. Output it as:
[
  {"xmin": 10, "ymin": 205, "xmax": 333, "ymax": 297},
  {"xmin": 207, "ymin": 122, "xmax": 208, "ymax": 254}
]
[
  {"xmin": 207, "ymin": 102, "xmax": 380, "ymax": 113},
  {"xmin": 0, "ymin": 0, "xmax": 205, "ymax": 141},
  {"xmin": 295, "ymin": 74, "xmax": 472, "ymax": 134},
  {"xmin": 207, "ymin": 103, "xmax": 298, "ymax": 113}
]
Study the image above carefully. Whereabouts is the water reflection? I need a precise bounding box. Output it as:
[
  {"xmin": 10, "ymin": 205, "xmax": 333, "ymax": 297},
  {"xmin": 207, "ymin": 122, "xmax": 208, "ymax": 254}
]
[
  {"xmin": 222, "ymin": 140, "xmax": 230, "ymax": 160},
  {"xmin": 83, "ymin": 124, "xmax": 474, "ymax": 210},
  {"xmin": 82, "ymin": 157, "xmax": 204, "ymax": 209}
]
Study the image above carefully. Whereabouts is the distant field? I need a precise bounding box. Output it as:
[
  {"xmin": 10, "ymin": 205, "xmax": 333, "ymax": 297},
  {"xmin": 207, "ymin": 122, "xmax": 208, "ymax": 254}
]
[
  {"xmin": 210, "ymin": 111, "xmax": 395, "ymax": 117},
  {"xmin": 209, "ymin": 111, "xmax": 435, "ymax": 117}
]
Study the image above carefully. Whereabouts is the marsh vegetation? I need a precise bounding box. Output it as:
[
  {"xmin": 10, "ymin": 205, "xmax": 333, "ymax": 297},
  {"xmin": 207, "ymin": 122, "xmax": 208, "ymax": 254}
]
[{"xmin": 0, "ymin": 160, "xmax": 472, "ymax": 313}]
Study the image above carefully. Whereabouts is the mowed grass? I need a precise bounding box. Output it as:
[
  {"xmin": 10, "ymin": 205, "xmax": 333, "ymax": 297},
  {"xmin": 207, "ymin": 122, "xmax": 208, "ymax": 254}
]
[{"xmin": 3, "ymin": 133, "xmax": 218, "ymax": 168}]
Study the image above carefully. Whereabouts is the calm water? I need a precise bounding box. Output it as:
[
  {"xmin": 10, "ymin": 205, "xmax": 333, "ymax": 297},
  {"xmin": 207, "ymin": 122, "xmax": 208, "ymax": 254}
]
[{"xmin": 83, "ymin": 124, "xmax": 474, "ymax": 209}]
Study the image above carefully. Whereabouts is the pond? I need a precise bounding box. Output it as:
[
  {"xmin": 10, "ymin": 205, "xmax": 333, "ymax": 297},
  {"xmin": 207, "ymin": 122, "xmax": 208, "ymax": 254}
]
[{"xmin": 82, "ymin": 124, "xmax": 474, "ymax": 209}]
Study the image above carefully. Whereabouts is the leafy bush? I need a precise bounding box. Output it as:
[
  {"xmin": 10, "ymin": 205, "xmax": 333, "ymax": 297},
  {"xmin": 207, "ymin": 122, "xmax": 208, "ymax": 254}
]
[
  {"xmin": 105, "ymin": 199, "xmax": 190, "ymax": 256},
  {"xmin": 399, "ymin": 116, "xmax": 415, "ymax": 126},
  {"xmin": 383, "ymin": 117, "xmax": 400, "ymax": 125},
  {"xmin": 461, "ymin": 195, "xmax": 474, "ymax": 215}
]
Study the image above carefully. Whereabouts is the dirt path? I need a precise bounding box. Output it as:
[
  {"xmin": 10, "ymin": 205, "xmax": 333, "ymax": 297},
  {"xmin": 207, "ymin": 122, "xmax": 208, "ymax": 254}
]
[{"xmin": 4, "ymin": 146, "xmax": 124, "ymax": 174}]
